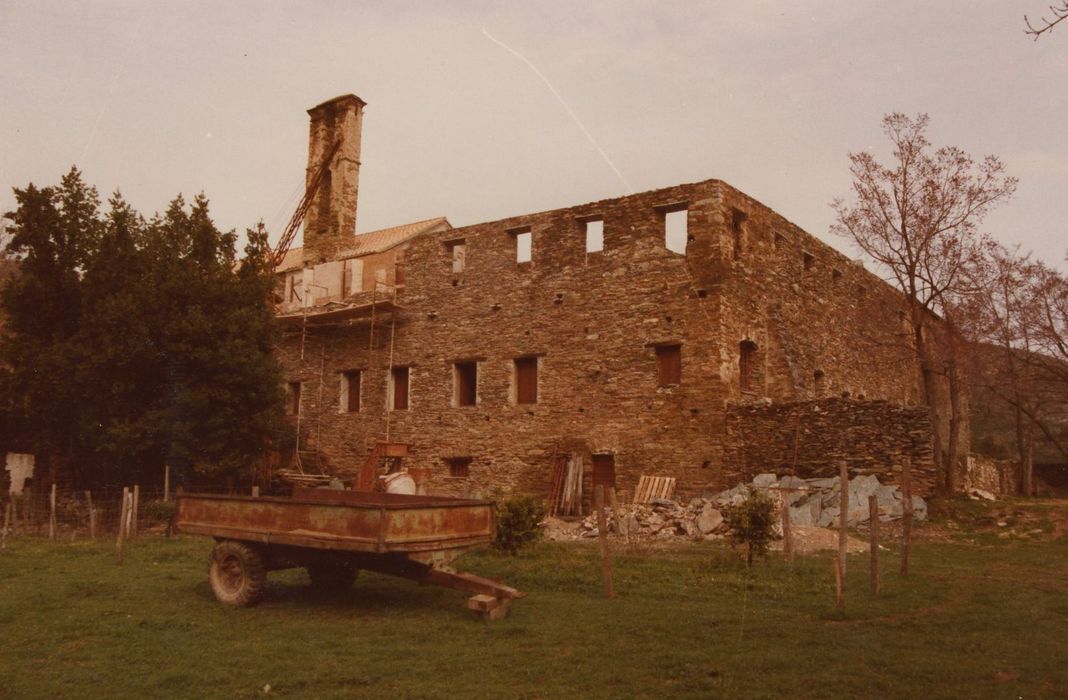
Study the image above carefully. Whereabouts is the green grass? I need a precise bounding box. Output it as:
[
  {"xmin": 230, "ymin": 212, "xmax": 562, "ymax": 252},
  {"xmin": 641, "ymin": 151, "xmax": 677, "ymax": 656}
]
[{"xmin": 2, "ymin": 514, "xmax": 1068, "ymax": 699}]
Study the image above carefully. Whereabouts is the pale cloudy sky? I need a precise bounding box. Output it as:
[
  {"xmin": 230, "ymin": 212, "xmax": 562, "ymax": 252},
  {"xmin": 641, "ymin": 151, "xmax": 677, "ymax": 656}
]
[{"xmin": 2, "ymin": 1, "xmax": 1065, "ymax": 270}]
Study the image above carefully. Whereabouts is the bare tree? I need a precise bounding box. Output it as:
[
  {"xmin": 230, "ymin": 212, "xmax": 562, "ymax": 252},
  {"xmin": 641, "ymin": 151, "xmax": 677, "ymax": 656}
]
[
  {"xmin": 1028, "ymin": 260, "xmax": 1068, "ymax": 378},
  {"xmin": 1026, "ymin": 2, "xmax": 1068, "ymax": 39},
  {"xmin": 832, "ymin": 113, "xmax": 1017, "ymax": 492},
  {"xmin": 958, "ymin": 245, "xmax": 1044, "ymax": 494}
]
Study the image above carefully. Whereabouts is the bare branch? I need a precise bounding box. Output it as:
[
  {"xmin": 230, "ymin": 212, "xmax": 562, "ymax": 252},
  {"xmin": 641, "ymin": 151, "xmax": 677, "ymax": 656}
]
[{"xmin": 1025, "ymin": 2, "xmax": 1068, "ymax": 39}]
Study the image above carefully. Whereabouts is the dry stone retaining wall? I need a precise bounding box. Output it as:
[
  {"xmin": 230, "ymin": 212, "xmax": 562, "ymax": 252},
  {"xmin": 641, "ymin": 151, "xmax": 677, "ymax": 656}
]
[{"xmin": 723, "ymin": 397, "xmax": 937, "ymax": 495}]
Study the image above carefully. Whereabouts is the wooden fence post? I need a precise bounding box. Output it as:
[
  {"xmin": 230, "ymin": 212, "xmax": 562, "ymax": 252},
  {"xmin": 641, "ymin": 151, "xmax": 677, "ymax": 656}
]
[
  {"xmin": 594, "ymin": 485, "xmax": 615, "ymax": 598},
  {"xmin": 869, "ymin": 494, "xmax": 880, "ymax": 595},
  {"xmin": 49, "ymin": 483, "xmax": 57, "ymax": 540},
  {"xmin": 838, "ymin": 460, "xmax": 849, "ymax": 578},
  {"xmin": 131, "ymin": 485, "xmax": 140, "ymax": 538},
  {"xmin": 834, "ymin": 555, "xmax": 844, "ymax": 610},
  {"xmin": 85, "ymin": 491, "xmax": 96, "ymax": 539},
  {"xmin": 781, "ymin": 490, "xmax": 793, "ymax": 563},
  {"xmin": 607, "ymin": 486, "xmax": 620, "ymax": 536},
  {"xmin": 125, "ymin": 490, "xmax": 135, "ymax": 540},
  {"xmin": 116, "ymin": 487, "xmax": 130, "ymax": 565},
  {"xmin": 164, "ymin": 464, "xmax": 171, "ymax": 502},
  {"xmin": 2, "ymin": 499, "xmax": 10, "ymax": 549},
  {"xmin": 901, "ymin": 456, "xmax": 913, "ymax": 577}
]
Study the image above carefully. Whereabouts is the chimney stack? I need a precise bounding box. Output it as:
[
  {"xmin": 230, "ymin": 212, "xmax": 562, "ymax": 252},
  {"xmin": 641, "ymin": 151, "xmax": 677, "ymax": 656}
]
[{"xmin": 302, "ymin": 94, "xmax": 365, "ymax": 265}]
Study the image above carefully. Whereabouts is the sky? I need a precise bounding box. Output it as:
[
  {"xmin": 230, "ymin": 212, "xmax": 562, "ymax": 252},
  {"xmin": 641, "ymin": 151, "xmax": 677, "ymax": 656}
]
[{"xmin": 1, "ymin": 1, "xmax": 1066, "ymax": 271}]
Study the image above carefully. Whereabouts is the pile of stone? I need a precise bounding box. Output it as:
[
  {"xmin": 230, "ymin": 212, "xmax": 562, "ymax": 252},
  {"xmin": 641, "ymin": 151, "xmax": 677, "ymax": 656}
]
[{"xmin": 561, "ymin": 472, "xmax": 926, "ymax": 541}]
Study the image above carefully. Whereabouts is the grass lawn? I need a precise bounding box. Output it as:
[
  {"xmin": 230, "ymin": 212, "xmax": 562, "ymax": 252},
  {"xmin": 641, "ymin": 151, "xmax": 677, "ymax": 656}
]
[{"xmin": 1, "ymin": 499, "xmax": 1067, "ymax": 699}]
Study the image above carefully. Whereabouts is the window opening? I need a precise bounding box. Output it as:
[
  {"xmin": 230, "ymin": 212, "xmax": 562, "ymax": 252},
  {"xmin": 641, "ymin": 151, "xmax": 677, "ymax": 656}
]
[
  {"xmin": 453, "ymin": 361, "xmax": 478, "ymax": 407},
  {"xmin": 514, "ymin": 357, "xmax": 539, "ymax": 404},
  {"xmin": 585, "ymin": 219, "xmax": 604, "ymax": 253},
  {"xmin": 656, "ymin": 344, "xmax": 682, "ymax": 386},
  {"xmin": 731, "ymin": 210, "xmax": 747, "ymax": 261},
  {"xmin": 832, "ymin": 268, "xmax": 843, "ymax": 284},
  {"xmin": 813, "ymin": 369, "xmax": 826, "ymax": 397},
  {"xmin": 663, "ymin": 207, "xmax": 688, "ymax": 255},
  {"xmin": 286, "ymin": 381, "xmax": 302, "ymax": 415},
  {"xmin": 446, "ymin": 456, "xmax": 472, "ymax": 478},
  {"xmin": 513, "ymin": 229, "xmax": 532, "ymax": 264},
  {"xmin": 739, "ymin": 341, "xmax": 758, "ymax": 392},
  {"xmin": 389, "ymin": 366, "xmax": 410, "ymax": 411},
  {"xmin": 446, "ymin": 239, "xmax": 466, "ymax": 273},
  {"xmin": 803, "ymin": 252, "xmax": 816, "ymax": 271},
  {"xmin": 340, "ymin": 370, "xmax": 360, "ymax": 413}
]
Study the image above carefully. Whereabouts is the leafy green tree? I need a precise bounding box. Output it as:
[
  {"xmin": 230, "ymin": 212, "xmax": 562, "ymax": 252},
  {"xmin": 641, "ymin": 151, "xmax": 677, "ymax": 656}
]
[
  {"xmin": 0, "ymin": 168, "xmax": 101, "ymax": 482},
  {"xmin": 1, "ymin": 170, "xmax": 285, "ymax": 488}
]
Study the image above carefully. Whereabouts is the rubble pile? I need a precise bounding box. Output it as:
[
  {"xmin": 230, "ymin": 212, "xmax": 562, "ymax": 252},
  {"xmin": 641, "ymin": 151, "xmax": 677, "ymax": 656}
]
[{"xmin": 554, "ymin": 472, "xmax": 927, "ymax": 542}]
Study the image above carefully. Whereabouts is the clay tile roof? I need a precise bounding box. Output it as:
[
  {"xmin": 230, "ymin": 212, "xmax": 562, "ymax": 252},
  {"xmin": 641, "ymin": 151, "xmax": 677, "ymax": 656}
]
[{"xmin": 275, "ymin": 216, "xmax": 451, "ymax": 273}]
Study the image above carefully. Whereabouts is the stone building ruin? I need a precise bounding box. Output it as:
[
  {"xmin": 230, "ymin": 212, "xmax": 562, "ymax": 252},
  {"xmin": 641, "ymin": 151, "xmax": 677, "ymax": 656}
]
[{"xmin": 276, "ymin": 94, "xmax": 959, "ymax": 505}]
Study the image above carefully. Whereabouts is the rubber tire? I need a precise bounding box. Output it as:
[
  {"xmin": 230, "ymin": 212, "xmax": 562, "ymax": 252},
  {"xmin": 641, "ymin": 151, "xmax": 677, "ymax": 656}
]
[
  {"xmin": 208, "ymin": 540, "xmax": 267, "ymax": 606},
  {"xmin": 306, "ymin": 558, "xmax": 359, "ymax": 592}
]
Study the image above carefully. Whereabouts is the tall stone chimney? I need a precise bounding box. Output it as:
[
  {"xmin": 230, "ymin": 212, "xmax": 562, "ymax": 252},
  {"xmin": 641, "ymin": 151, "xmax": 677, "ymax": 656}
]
[{"xmin": 302, "ymin": 94, "xmax": 365, "ymax": 265}]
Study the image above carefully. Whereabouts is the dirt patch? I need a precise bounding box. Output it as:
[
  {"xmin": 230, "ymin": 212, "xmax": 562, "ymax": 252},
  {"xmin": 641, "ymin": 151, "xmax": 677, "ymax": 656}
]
[{"xmin": 772, "ymin": 526, "xmax": 867, "ymax": 555}]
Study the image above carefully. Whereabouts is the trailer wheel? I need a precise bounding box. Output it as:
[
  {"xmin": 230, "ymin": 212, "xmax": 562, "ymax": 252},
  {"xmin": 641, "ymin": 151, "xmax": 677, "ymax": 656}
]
[
  {"xmin": 208, "ymin": 540, "xmax": 267, "ymax": 606},
  {"xmin": 306, "ymin": 559, "xmax": 359, "ymax": 592}
]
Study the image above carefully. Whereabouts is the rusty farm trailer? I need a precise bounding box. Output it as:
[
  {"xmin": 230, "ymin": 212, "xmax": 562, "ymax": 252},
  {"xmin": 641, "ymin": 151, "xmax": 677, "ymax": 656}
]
[{"xmin": 174, "ymin": 486, "xmax": 523, "ymax": 619}]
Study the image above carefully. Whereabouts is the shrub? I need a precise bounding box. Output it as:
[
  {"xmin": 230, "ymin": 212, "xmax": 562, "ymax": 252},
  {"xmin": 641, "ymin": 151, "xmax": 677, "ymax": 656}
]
[
  {"xmin": 494, "ymin": 494, "xmax": 547, "ymax": 554},
  {"xmin": 723, "ymin": 491, "xmax": 778, "ymax": 566},
  {"xmin": 141, "ymin": 499, "xmax": 176, "ymax": 525}
]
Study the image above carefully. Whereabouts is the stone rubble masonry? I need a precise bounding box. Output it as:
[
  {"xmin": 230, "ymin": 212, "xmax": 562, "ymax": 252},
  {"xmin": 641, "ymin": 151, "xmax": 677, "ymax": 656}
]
[
  {"xmin": 963, "ymin": 454, "xmax": 1019, "ymax": 496},
  {"xmin": 302, "ymin": 94, "xmax": 365, "ymax": 266},
  {"xmin": 723, "ymin": 397, "xmax": 938, "ymax": 495},
  {"xmin": 278, "ymin": 174, "xmax": 961, "ymax": 504}
]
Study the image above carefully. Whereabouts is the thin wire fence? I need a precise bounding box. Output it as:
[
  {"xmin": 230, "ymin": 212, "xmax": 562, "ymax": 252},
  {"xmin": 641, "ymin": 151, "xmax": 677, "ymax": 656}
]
[{"xmin": 0, "ymin": 481, "xmax": 242, "ymax": 541}]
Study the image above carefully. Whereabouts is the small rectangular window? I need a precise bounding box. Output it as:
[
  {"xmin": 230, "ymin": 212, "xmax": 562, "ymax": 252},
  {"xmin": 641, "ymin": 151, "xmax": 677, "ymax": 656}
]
[
  {"xmin": 731, "ymin": 210, "xmax": 747, "ymax": 261},
  {"xmin": 585, "ymin": 219, "xmax": 604, "ymax": 253},
  {"xmin": 513, "ymin": 229, "xmax": 532, "ymax": 264},
  {"xmin": 656, "ymin": 345, "xmax": 681, "ymax": 386},
  {"xmin": 446, "ymin": 456, "xmax": 471, "ymax": 478},
  {"xmin": 514, "ymin": 357, "xmax": 538, "ymax": 404},
  {"xmin": 389, "ymin": 367, "xmax": 410, "ymax": 411},
  {"xmin": 394, "ymin": 251, "xmax": 406, "ymax": 287},
  {"xmin": 446, "ymin": 239, "xmax": 466, "ymax": 273},
  {"xmin": 453, "ymin": 361, "xmax": 478, "ymax": 407},
  {"xmin": 286, "ymin": 381, "xmax": 302, "ymax": 415},
  {"xmin": 340, "ymin": 370, "xmax": 360, "ymax": 413},
  {"xmin": 740, "ymin": 341, "xmax": 758, "ymax": 392},
  {"xmin": 832, "ymin": 268, "xmax": 843, "ymax": 284},
  {"xmin": 803, "ymin": 252, "xmax": 816, "ymax": 271},
  {"xmin": 774, "ymin": 232, "xmax": 785, "ymax": 249},
  {"xmin": 664, "ymin": 208, "xmax": 688, "ymax": 255},
  {"xmin": 346, "ymin": 258, "xmax": 364, "ymax": 295}
]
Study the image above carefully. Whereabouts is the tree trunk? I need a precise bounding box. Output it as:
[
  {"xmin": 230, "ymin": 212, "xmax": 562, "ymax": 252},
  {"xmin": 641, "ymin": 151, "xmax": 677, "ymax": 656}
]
[
  {"xmin": 914, "ymin": 322, "xmax": 947, "ymax": 492},
  {"xmin": 1015, "ymin": 406, "xmax": 1034, "ymax": 497},
  {"xmin": 946, "ymin": 359, "xmax": 961, "ymax": 493}
]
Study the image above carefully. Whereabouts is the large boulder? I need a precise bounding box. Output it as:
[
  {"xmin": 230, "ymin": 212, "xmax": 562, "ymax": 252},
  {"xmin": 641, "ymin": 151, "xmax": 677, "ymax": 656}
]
[
  {"xmin": 696, "ymin": 506, "xmax": 724, "ymax": 534},
  {"xmin": 752, "ymin": 473, "xmax": 778, "ymax": 489}
]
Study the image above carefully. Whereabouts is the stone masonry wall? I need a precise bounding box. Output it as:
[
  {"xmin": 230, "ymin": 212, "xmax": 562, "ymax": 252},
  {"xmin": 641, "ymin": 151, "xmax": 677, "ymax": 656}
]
[
  {"xmin": 278, "ymin": 179, "xmax": 951, "ymax": 504},
  {"xmin": 281, "ymin": 181, "xmax": 732, "ymax": 506},
  {"xmin": 723, "ymin": 397, "xmax": 938, "ymax": 495}
]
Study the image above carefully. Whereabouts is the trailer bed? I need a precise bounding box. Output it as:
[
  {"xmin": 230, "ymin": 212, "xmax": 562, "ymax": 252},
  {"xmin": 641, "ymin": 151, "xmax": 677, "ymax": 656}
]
[{"xmin": 174, "ymin": 488, "xmax": 520, "ymax": 617}]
